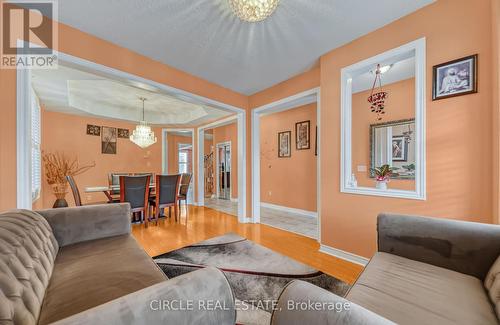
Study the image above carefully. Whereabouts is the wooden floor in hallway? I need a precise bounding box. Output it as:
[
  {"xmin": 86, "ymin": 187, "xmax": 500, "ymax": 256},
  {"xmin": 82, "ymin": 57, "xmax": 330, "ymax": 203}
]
[{"xmin": 132, "ymin": 205, "xmax": 363, "ymax": 285}]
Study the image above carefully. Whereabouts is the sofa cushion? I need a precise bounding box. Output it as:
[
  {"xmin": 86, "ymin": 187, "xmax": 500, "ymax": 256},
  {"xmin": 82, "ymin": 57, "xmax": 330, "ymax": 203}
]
[
  {"xmin": 347, "ymin": 252, "xmax": 498, "ymax": 325},
  {"xmin": 485, "ymin": 256, "xmax": 500, "ymax": 318},
  {"xmin": 0, "ymin": 210, "xmax": 59, "ymax": 325},
  {"xmin": 38, "ymin": 234, "xmax": 167, "ymax": 324}
]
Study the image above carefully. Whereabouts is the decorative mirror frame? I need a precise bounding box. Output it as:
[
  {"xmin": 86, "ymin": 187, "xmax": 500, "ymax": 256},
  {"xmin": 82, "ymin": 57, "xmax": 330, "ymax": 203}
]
[
  {"xmin": 340, "ymin": 38, "xmax": 426, "ymax": 200},
  {"xmin": 369, "ymin": 118, "xmax": 415, "ymax": 180}
]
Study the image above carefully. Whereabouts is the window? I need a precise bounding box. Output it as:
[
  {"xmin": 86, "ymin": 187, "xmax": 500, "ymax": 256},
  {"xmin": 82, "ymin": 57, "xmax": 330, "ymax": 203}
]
[
  {"xmin": 178, "ymin": 151, "xmax": 188, "ymax": 174},
  {"xmin": 31, "ymin": 90, "xmax": 41, "ymax": 201},
  {"xmin": 178, "ymin": 143, "xmax": 192, "ymax": 174}
]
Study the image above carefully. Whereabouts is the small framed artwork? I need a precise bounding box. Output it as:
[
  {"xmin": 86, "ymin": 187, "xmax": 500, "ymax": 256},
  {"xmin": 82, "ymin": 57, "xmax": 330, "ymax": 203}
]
[
  {"xmin": 295, "ymin": 120, "xmax": 310, "ymax": 150},
  {"xmin": 432, "ymin": 54, "xmax": 478, "ymax": 100},
  {"xmin": 86, "ymin": 124, "xmax": 100, "ymax": 136},
  {"xmin": 101, "ymin": 126, "xmax": 117, "ymax": 154},
  {"xmin": 392, "ymin": 136, "xmax": 407, "ymax": 161},
  {"xmin": 314, "ymin": 126, "xmax": 318, "ymax": 156},
  {"xmin": 278, "ymin": 131, "xmax": 291, "ymax": 158},
  {"xmin": 117, "ymin": 128, "xmax": 130, "ymax": 138}
]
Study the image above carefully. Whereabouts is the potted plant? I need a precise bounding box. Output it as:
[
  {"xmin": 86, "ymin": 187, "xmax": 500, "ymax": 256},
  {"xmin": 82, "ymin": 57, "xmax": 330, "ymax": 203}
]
[
  {"xmin": 371, "ymin": 164, "xmax": 398, "ymax": 190},
  {"xmin": 42, "ymin": 152, "xmax": 95, "ymax": 208}
]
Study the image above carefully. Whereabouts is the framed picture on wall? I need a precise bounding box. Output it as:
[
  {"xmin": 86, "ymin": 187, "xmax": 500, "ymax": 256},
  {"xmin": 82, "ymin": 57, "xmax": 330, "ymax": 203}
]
[
  {"xmin": 295, "ymin": 120, "xmax": 310, "ymax": 150},
  {"xmin": 117, "ymin": 128, "xmax": 129, "ymax": 138},
  {"xmin": 86, "ymin": 124, "xmax": 100, "ymax": 136},
  {"xmin": 432, "ymin": 54, "xmax": 478, "ymax": 100},
  {"xmin": 101, "ymin": 126, "xmax": 117, "ymax": 154},
  {"xmin": 278, "ymin": 131, "xmax": 291, "ymax": 158},
  {"xmin": 391, "ymin": 136, "xmax": 407, "ymax": 161}
]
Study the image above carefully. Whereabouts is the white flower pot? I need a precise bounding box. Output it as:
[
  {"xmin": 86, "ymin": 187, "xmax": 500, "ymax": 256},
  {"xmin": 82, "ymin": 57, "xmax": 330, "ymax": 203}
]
[{"xmin": 376, "ymin": 181, "xmax": 388, "ymax": 190}]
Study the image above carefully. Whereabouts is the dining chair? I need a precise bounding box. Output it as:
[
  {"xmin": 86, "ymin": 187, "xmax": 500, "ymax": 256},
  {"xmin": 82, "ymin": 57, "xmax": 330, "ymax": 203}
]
[
  {"xmin": 149, "ymin": 174, "xmax": 180, "ymax": 225},
  {"xmin": 119, "ymin": 175, "xmax": 151, "ymax": 226},
  {"xmin": 134, "ymin": 173, "xmax": 155, "ymax": 185},
  {"xmin": 177, "ymin": 173, "xmax": 192, "ymax": 220},
  {"xmin": 108, "ymin": 173, "xmax": 130, "ymax": 203},
  {"xmin": 66, "ymin": 175, "xmax": 82, "ymax": 206}
]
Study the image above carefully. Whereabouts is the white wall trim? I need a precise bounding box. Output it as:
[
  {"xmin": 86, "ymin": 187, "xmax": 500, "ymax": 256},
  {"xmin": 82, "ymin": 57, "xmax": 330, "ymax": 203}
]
[
  {"xmin": 260, "ymin": 202, "xmax": 317, "ymax": 218},
  {"xmin": 197, "ymin": 114, "xmax": 247, "ymax": 223},
  {"xmin": 319, "ymin": 244, "xmax": 369, "ymax": 266},
  {"xmin": 340, "ymin": 37, "xmax": 426, "ymax": 200},
  {"xmin": 230, "ymin": 198, "xmax": 238, "ymax": 203},
  {"xmin": 16, "ymin": 47, "xmax": 246, "ymax": 211},
  {"xmin": 251, "ymin": 87, "xmax": 321, "ymax": 241}
]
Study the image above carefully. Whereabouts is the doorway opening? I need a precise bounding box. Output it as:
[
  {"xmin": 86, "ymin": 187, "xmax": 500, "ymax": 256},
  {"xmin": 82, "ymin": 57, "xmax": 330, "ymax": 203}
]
[
  {"xmin": 198, "ymin": 116, "xmax": 245, "ymax": 222},
  {"xmin": 252, "ymin": 88, "xmax": 321, "ymax": 240},
  {"xmin": 162, "ymin": 129, "xmax": 194, "ymax": 204}
]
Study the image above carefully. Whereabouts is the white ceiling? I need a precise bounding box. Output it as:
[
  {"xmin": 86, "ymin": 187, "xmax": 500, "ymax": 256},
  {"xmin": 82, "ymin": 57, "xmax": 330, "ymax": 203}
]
[
  {"xmin": 32, "ymin": 65, "xmax": 232, "ymax": 125},
  {"xmin": 54, "ymin": 0, "xmax": 435, "ymax": 95}
]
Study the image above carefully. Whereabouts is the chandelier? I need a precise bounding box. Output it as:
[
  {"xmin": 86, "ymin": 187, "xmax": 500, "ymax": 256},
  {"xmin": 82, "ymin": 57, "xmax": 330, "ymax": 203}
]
[
  {"xmin": 367, "ymin": 64, "xmax": 389, "ymax": 121},
  {"xmin": 130, "ymin": 97, "xmax": 157, "ymax": 148},
  {"xmin": 229, "ymin": 0, "xmax": 280, "ymax": 22}
]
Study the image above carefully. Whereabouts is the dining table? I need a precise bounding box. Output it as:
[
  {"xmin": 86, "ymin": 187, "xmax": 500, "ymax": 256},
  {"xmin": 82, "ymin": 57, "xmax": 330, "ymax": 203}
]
[{"xmin": 85, "ymin": 184, "xmax": 156, "ymax": 202}]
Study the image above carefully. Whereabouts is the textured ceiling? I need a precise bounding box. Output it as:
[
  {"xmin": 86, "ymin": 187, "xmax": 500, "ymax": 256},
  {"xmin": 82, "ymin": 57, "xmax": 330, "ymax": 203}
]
[
  {"xmin": 32, "ymin": 65, "xmax": 231, "ymax": 125},
  {"xmin": 55, "ymin": 0, "xmax": 435, "ymax": 95}
]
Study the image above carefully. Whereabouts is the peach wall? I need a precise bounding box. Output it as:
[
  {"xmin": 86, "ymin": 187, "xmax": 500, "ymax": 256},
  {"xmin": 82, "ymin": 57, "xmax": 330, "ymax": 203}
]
[
  {"xmin": 352, "ymin": 78, "xmax": 415, "ymax": 190},
  {"xmin": 212, "ymin": 123, "xmax": 238, "ymax": 199},
  {"xmin": 320, "ymin": 0, "xmax": 495, "ymax": 257},
  {"xmin": 0, "ymin": 68, "xmax": 17, "ymax": 211},
  {"xmin": 493, "ymin": 0, "xmax": 500, "ymax": 224},
  {"xmin": 249, "ymin": 0, "xmax": 497, "ymax": 258},
  {"xmin": 249, "ymin": 67, "xmax": 320, "ymax": 108},
  {"xmin": 260, "ymin": 103, "xmax": 317, "ymax": 211},
  {"xmin": 39, "ymin": 110, "xmax": 162, "ymax": 208},
  {"xmin": 0, "ymin": 12, "xmax": 248, "ymax": 212}
]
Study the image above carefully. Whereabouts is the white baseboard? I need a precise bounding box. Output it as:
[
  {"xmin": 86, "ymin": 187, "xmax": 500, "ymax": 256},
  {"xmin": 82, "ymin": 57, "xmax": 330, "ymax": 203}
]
[
  {"xmin": 319, "ymin": 244, "xmax": 369, "ymax": 266},
  {"xmin": 230, "ymin": 198, "xmax": 238, "ymax": 203},
  {"xmin": 260, "ymin": 202, "xmax": 317, "ymax": 218}
]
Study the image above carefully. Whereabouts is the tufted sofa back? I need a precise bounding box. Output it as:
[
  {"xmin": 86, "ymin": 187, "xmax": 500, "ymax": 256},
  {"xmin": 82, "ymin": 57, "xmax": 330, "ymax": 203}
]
[{"xmin": 0, "ymin": 210, "xmax": 59, "ymax": 325}]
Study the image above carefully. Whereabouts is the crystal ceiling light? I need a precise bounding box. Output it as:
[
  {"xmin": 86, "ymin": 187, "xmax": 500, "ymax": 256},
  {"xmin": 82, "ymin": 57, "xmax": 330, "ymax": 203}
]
[
  {"xmin": 229, "ymin": 0, "xmax": 280, "ymax": 22},
  {"xmin": 130, "ymin": 97, "xmax": 157, "ymax": 148}
]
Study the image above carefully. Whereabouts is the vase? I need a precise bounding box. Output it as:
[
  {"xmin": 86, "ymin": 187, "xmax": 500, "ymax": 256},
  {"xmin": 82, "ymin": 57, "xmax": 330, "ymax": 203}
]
[
  {"xmin": 52, "ymin": 183, "xmax": 68, "ymax": 208},
  {"xmin": 52, "ymin": 198, "xmax": 68, "ymax": 208},
  {"xmin": 376, "ymin": 180, "xmax": 388, "ymax": 190}
]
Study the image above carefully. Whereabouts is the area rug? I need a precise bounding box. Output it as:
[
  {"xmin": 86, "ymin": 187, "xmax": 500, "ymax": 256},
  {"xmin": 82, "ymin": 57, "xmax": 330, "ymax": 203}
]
[{"xmin": 153, "ymin": 233, "xmax": 350, "ymax": 325}]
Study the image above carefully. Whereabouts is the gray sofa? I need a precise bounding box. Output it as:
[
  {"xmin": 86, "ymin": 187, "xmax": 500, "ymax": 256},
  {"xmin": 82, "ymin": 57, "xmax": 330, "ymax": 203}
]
[
  {"xmin": 0, "ymin": 204, "xmax": 235, "ymax": 325},
  {"xmin": 272, "ymin": 213, "xmax": 500, "ymax": 324}
]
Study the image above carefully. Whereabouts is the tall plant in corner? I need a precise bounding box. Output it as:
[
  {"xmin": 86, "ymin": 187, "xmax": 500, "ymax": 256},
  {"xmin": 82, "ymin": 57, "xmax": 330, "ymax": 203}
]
[
  {"xmin": 42, "ymin": 152, "xmax": 95, "ymax": 208},
  {"xmin": 371, "ymin": 164, "xmax": 398, "ymax": 190}
]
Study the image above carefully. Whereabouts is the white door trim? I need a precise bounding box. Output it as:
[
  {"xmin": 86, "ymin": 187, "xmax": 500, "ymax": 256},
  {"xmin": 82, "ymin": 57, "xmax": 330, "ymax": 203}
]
[
  {"xmin": 16, "ymin": 47, "xmax": 246, "ymax": 209},
  {"xmin": 197, "ymin": 114, "xmax": 247, "ymax": 223},
  {"xmin": 215, "ymin": 141, "xmax": 231, "ymax": 199},
  {"xmin": 251, "ymin": 87, "xmax": 321, "ymax": 241},
  {"xmin": 162, "ymin": 128, "xmax": 195, "ymax": 203}
]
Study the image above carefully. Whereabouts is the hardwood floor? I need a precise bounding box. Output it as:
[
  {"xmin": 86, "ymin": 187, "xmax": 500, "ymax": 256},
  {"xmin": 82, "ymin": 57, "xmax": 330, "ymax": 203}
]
[{"xmin": 132, "ymin": 205, "xmax": 364, "ymax": 284}]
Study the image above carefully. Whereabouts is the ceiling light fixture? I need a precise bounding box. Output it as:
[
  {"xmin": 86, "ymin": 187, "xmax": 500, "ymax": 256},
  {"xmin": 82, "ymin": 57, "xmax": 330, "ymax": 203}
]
[
  {"xmin": 130, "ymin": 97, "xmax": 157, "ymax": 148},
  {"xmin": 229, "ymin": 0, "xmax": 280, "ymax": 22},
  {"xmin": 370, "ymin": 64, "xmax": 393, "ymax": 75}
]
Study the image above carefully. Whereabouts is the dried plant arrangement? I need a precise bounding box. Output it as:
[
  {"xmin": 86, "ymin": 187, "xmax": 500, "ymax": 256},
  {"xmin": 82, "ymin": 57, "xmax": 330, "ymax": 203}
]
[{"xmin": 42, "ymin": 152, "xmax": 95, "ymax": 202}]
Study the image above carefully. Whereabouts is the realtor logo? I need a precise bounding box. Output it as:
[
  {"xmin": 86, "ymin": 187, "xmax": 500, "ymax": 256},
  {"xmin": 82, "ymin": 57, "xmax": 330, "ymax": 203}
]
[{"xmin": 1, "ymin": 0, "xmax": 58, "ymax": 69}]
